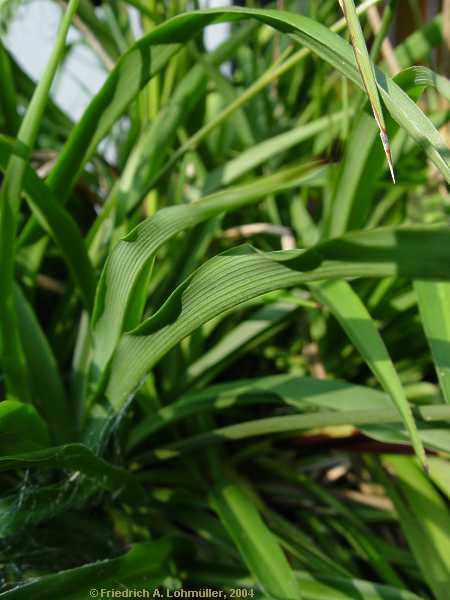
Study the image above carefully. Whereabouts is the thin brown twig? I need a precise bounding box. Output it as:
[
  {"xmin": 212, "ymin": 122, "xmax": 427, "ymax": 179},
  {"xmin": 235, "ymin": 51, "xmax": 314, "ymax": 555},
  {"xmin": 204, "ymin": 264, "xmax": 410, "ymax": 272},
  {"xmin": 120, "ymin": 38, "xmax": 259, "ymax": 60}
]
[
  {"xmin": 337, "ymin": 489, "xmax": 394, "ymax": 511},
  {"xmin": 58, "ymin": 0, "xmax": 115, "ymax": 71},
  {"xmin": 303, "ymin": 342, "xmax": 327, "ymax": 380},
  {"xmin": 223, "ymin": 222, "xmax": 296, "ymax": 250},
  {"xmin": 32, "ymin": 149, "xmax": 58, "ymax": 177},
  {"xmin": 36, "ymin": 273, "xmax": 66, "ymax": 295}
]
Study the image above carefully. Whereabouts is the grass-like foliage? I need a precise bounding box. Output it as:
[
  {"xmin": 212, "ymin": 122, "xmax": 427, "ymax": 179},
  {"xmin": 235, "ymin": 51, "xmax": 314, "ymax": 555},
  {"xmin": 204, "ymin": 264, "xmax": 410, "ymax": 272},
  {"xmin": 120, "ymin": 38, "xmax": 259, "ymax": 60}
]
[{"xmin": 0, "ymin": 0, "xmax": 449, "ymax": 598}]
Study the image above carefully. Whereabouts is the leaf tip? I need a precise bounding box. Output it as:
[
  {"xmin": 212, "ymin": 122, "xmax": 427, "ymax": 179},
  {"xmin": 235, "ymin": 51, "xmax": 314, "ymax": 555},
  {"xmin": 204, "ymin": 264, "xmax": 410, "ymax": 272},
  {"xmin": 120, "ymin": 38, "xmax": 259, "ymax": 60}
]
[
  {"xmin": 387, "ymin": 158, "xmax": 396, "ymax": 184},
  {"xmin": 380, "ymin": 129, "xmax": 396, "ymax": 184}
]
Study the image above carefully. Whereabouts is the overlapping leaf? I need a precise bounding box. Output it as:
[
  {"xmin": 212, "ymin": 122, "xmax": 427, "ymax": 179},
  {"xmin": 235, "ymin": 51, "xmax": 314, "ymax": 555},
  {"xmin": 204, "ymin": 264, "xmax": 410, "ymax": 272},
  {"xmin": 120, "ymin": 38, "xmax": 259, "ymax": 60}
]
[{"xmin": 102, "ymin": 227, "xmax": 450, "ymax": 416}]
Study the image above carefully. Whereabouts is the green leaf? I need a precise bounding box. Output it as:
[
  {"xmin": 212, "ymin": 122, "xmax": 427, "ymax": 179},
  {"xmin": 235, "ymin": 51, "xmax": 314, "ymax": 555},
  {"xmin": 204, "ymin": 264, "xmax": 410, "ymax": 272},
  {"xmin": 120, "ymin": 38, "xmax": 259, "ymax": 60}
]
[
  {"xmin": 295, "ymin": 571, "xmax": 423, "ymax": 600},
  {"xmin": 395, "ymin": 65, "xmax": 450, "ymax": 102},
  {"xmin": 390, "ymin": 67, "xmax": 450, "ymax": 402},
  {"xmin": 0, "ymin": 42, "xmax": 19, "ymax": 135},
  {"xmin": 192, "ymin": 48, "xmax": 255, "ymax": 149},
  {"xmin": 415, "ymin": 281, "xmax": 450, "ymax": 405},
  {"xmin": 428, "ymin": 457, "xmax": 450, "ymax": 501},
  {"xmin": 404, "ymin": 69, "xmax": 450, "ymax": 406},
  {"xmin": 259, "ymin": 506, "xmax": 352, "ymax": 578},
  {"xmin": 187, "ymin": 302, "xmax": 298, "ymax": 388},
  {"xmin": 0, "ymin": 443, "xmax": 144, "ymax": 502},
  {"xmin": 0, "ymin": 400, "xmax": 50, "ymax": 454},
  {"xmin": 126, "ymin": 374, "xmax": 386, "ymax": 451},
  {"xmin": 259, "ymin": 458, "xmax": 405, "ymax": 587},
  {"xmin": 92, "ymin": 162, "xmax": 320, "ymax": 373},
  {"xmin": 190, "ymin": 565, "xmax": 423, "ymax": 600},
  {"xmin": 14, "ymin": 285, "xmax": 74, "ymax": 442},
  {"xmin": 203, "ymin": 113, "xmax": 341, "ymax": 194},
  {"xmin": 325, "ymin": 57, "xmax": 449, "ymax": 240},
  {"xmin": 324, "ymin": 110, "xmax": 379, "ymax": 238},
  {"xmin": 0, "ymin": 538, "xmax": 183, "ymax": 599},
  {"xmin": 210, "ymin": 474, "xmax": 300, "ymax": 600},
  {"xmin": 310, "ymin": 280, "xmax": 427, "ymax": 468},
  {"xmin": 123, "ymin": 0, "xmax": 157, "ymax": 19},
  {"xmin": 164, "ymin": 5, "xmax": 445, "ymax": 198},
  {"xmin": 47, "ymin": 21, "xmax": 181, "ymax": 200},
  {"xmin": 142, "ymin": 403, "xmax": 450, "ymax": 463},
  {"xmin": 0, "ymin": 135, "xmax": 96, "ymax": 311},
  {"xmin": 382, "ymin": 456, "xmax": 450, "ymax": 600},
  {"xmin": 339, "ymin": 0, "xmax": 395, "ymax": 180},
  {"xmin": 284, "ymin": 11, "xmax": 449, "ymax": 182},
  {"xmin": 0, "ymin": 481, "xmax": 94, "ymax": 539},
  {"xmin": 361, "ymin": 423, "xmax": 450, "ymax": 456}
]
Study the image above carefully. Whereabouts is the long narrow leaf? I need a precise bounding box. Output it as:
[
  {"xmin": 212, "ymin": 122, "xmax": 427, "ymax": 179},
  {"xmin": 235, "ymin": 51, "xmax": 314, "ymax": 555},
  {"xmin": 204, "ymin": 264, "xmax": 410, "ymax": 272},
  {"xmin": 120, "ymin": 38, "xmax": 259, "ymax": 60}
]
[
  {"xmin": 211, "ymin": 474, "xmax": 301, "ymax": 600},
  {"xmin": 415, "ymin": 281, "xmax": 450, "ymax": 405},
  {"xmin": 14, "ymin": 286, "xmax": 74, "ymax": 442},
  {"xmin": 125, "ymin": 374, "xmax": 411, "ymax": 450},
  {"xmin": 141, "ymin": 405, "xmax": 450, "ymax": 463},
  {"xmin": 339, "ymin": 0, "xmax": 395, "ymax": 180}
]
